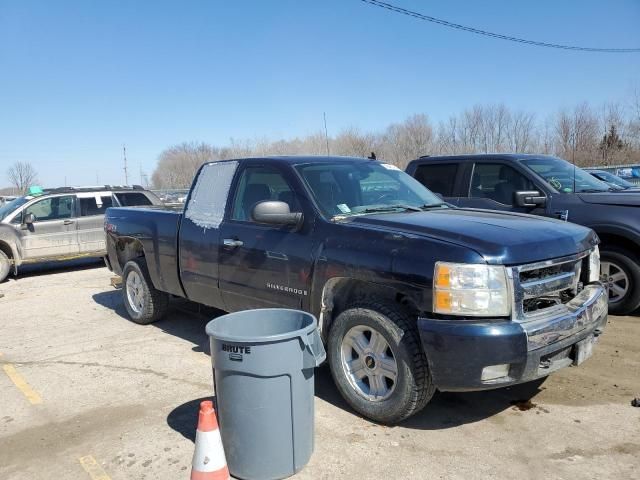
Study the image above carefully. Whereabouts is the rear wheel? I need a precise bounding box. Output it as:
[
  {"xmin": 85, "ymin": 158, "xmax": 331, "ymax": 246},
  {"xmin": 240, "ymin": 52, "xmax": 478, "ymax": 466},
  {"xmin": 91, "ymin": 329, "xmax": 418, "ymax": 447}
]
[
  {"xmin": 122, "ymin": 259, "xmax": 170, "ymax": 324},
  {"xmin": 600, "ymin": 246, "xmax": 640, "ymax": 315},
  {"xmin": 327, "ymin": 302, "xmax": 434, "ymax": 424},
  {"xmin": 0, "ymin": 250, "xmax": 10, "ymax": 283}
]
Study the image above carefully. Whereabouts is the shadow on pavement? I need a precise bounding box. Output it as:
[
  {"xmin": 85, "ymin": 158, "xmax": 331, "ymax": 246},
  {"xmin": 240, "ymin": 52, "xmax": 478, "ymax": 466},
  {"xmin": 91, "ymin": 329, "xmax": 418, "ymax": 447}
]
[
  {"xmin": 92, "ymin": 290, "xmax": 224, "ymax": 354},
  {"xmin": 167, "ymin": 396, "xmax": 216, "ymax": 443},
  {"xmin": 314, "ymin": 366, "xmax": 547, "ymax": 430},
  {"xmin": 11, "ymin": 257, "xmax": 104, "ymax": 279},
  {"xmin": 92, "ymin": 293, "xmax": 546, "ymax": 432}
]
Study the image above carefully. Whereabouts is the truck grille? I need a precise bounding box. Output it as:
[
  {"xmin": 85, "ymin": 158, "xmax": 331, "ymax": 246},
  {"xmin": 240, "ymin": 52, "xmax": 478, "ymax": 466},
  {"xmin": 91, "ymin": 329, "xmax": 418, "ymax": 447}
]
[{"xmin": 510, "ymin": 251, "xmax": 591, "ymax": 321}]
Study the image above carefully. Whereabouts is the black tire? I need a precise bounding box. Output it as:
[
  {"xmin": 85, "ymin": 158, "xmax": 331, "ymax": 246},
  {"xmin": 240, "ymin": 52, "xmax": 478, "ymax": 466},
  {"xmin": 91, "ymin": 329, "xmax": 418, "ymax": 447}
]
[
  {"xmin": 0, "ymin": 250, "xmax": 10, "ymax": 283},
  {"xmin": 600, "ymin": 246, "xmax": 640, "ymax": 315},
  {"xmin": 122, "ymin": 259, "xmax": 170, "ymax": 324},
  {"xmin": 327, "ymin": 302, "xmax": 435, "ymax": 424}
]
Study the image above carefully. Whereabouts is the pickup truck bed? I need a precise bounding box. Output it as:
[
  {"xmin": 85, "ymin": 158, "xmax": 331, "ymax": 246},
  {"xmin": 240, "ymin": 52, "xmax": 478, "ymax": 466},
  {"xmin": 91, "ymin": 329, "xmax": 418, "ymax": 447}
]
[{"xmin": 106, "ymin": 205, "xmax": 185, "ymax": 297}]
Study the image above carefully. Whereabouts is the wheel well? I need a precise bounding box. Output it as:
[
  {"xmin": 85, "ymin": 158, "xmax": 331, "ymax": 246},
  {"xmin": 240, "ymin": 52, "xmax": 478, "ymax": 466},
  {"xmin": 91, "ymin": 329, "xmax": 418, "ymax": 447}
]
[
  {"xmin": 318, "ymin": 277, "xmax": 419, "ymax": 338},
  {"xmin": 115, "ymin": 238, "xmax": 145, "ymax": 270},
  {"xmin": 0, "ymin": 241, "xmax": 13, "ymax": 260},
  {"xmin": 596, "ymin": 233, "xmax": 640, "ymax": 257}
]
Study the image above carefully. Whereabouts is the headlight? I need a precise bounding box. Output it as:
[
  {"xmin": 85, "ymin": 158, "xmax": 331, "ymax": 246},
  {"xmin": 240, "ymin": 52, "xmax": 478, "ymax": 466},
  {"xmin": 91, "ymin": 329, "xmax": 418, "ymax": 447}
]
[
  {"xmin": 588, "ymin": 246, "xmax": 600, "ymax": 283},
  {"xmin": 434, "ymin": 262, "xmax": 511, "ymax": 317}
]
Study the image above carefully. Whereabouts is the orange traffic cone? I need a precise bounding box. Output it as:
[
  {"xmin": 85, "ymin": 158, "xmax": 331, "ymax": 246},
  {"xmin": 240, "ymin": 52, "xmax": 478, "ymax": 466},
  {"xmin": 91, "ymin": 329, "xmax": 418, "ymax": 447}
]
[{"xmin": 191, "ymin": 400, "xmax": 230, "ymax": 480}]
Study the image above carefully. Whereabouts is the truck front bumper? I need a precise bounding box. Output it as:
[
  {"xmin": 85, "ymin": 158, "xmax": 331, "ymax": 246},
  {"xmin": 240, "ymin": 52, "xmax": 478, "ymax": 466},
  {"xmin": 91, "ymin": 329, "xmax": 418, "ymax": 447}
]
[{"xmin": 417, "ymin": 283, "xmax": 608, "ymax": 392}]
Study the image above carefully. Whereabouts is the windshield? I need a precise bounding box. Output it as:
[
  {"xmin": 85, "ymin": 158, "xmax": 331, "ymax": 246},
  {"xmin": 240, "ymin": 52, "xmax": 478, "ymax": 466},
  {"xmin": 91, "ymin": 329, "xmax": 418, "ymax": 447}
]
[
  {"xmin": 0, "ymin": 196, "xmax": 30, "ymax": 221},
  {"xmin": 592, "ymin": 170, "xmax": 635, "ymax": 189},
  {"xmin": 295, "ymin": 161, "xmax": 445, "ymax": 218},
  {"xmin": 521, "ymin": 157, "xmax": 611, "ymax": 193}
]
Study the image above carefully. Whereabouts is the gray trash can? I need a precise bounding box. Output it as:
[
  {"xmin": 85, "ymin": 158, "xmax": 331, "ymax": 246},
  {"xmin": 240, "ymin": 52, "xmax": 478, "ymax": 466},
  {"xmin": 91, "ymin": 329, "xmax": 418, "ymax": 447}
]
[{"xmin": 206, "ymin": 308, "xmax": 326, "ymax": 480}]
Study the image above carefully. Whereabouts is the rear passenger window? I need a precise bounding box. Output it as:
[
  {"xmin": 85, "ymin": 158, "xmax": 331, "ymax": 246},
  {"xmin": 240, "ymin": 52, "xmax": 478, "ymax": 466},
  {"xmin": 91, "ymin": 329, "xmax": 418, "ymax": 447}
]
[
  {"xmin": 79, "ymin": 196, "xmax": 113, "ymax": 216},
  {"xmin": 414, "ymin": 164, "xmax": 458, "ymax": 196},
  {"xmin": 114, "ymin": 193, "xmax": 152, "ymax": 206}
]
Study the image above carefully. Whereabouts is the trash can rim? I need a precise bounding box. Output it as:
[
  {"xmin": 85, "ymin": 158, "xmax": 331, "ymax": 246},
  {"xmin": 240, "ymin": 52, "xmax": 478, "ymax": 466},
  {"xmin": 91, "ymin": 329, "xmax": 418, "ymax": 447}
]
[{"xmin": 206, "ymin": 308, "xmax": 318, "ymax": 344}]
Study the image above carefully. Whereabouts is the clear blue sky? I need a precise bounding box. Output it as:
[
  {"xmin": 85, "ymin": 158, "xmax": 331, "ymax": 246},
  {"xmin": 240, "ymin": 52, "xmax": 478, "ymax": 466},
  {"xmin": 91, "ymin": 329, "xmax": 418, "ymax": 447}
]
[{"xmin": 1, "ymin": 0, "xmax": 639, "ymax": 187}]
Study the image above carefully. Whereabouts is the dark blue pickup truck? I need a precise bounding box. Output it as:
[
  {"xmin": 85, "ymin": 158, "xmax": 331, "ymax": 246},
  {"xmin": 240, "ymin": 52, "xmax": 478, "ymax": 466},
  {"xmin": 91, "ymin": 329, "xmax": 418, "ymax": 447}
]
[
  {"xmin": 104, "ymin": 156, "xmax": 607, "ymax": 423},
  {"xmin": 407, "ymin": 154, "xmax": 640, "ymax": 315}
]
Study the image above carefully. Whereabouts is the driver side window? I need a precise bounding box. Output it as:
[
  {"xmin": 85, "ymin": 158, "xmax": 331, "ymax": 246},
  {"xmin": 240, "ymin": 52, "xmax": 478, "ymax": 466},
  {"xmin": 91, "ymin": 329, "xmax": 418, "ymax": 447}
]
[
  {"xmin": 231, "ymin": 166, "xmax": 298, "ymax": 222},
  {"xmin": 22, "ymin": 196, "xmax": 75, "ymax": 222},
  {"xmin": 470, "ymin": 163, "xmax": 534, "ymax": 205}
]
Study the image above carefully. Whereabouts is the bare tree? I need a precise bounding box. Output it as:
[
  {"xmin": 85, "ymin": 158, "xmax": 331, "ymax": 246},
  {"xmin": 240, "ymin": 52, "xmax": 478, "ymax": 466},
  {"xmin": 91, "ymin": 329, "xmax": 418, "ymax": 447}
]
[
  {"xmin": 508, "ymin": 110, "xmax": 537, "ymax": 152},
  {"xmin": 7, "ymin": 161, "xmax": 39, "ymax": 194},
  {"xmin": 382, "ymin": 114, "xmax": 434, "ymax": 167},
  {"xmin": 151, "ymin": 142, "xmax": 221, "ymax": 189}
]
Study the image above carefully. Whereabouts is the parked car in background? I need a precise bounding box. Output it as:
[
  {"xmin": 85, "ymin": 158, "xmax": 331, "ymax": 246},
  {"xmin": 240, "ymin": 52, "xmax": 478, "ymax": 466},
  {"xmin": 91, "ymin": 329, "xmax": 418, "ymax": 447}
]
[
  {"xmin": 586, "ymin": 169, "xmax": 640, "ymax": 191},
  {"xmin": 407, "ymin": 154, "xmax": 640, "ymax": 314},
  {"xmin": 0, "ymin": 185, "xmax": 161, "ymax": 282},
  {"xmin": 105, "ymin": 156, "xmax": 606, "ymax": 424}
]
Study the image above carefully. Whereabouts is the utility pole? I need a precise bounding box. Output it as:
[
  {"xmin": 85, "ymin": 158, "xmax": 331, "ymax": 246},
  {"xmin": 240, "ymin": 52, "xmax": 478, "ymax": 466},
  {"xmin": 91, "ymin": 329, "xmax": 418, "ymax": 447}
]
[
  {"xmin": 323, "ymin": 112, "xmax": 330, "ymax": 156},
  {"xmin": 123, "ymin": 144, "xmax": 129, "ymax": 185}
]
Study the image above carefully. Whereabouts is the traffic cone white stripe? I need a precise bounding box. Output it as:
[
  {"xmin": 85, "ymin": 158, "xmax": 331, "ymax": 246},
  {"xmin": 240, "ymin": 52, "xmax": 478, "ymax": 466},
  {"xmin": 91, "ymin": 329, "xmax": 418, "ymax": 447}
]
[
  {"xmin": 192, "ymin": 428, "xmax": 228, "ymax": 473},
  {"xmin": 191, "ymin": 400, "xmax": 229, "ymax": 480}
]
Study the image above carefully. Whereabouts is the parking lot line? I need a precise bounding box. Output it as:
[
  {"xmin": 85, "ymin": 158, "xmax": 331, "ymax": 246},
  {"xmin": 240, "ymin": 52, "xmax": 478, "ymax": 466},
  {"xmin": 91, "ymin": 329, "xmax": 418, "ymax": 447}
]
[
  {"xmin": 79, "ymin": 455, "xmax": 112, "ymax": 480},
  {"xmin": 2, "ymin": 363, "xmax": 43, "ymax": 405}
]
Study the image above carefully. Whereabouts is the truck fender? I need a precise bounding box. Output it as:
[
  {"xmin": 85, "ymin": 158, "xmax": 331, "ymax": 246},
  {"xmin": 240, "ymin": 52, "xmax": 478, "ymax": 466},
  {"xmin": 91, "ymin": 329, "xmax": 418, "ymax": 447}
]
[{"xmin": 316, "ymin": 277, "xmax": 420, "ymax": 340}]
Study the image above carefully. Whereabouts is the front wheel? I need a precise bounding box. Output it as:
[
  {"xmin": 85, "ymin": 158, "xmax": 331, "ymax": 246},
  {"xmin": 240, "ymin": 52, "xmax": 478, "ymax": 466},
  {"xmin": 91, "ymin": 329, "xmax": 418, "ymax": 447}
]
[
  {"xmin": 600, "ymin": 247, "xmax": 640, "ymax": 315},
  {"xmin": 327, "ymin": 302, "xmax": 435, "ymax": 424},
  {"xmin": 122, "ymin": 259, "xmax": 170, "ymax": 324}
]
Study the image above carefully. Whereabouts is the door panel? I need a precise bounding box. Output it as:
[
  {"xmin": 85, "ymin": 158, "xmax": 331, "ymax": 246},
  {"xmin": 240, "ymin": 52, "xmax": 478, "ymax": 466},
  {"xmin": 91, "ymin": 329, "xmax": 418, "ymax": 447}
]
[
  {"xmin": 20, "ymin": 196, "xmax": 79, "ymax": 259},
  {"xmin": 218, "ymin": 223, "xmax": 313, "ymax": 311},
  {"xmin": 218, "ymin": 163, "xmax": 314, "ymax": 312},
  {"xmin": 458, "ymin": 162, "xmax": 545, "ymax": 214},
  {"xmin": 76, "ymin": 194, "xmax": 114, "ymax": 253},
  {"xmin": 178, "ymin": 161, "xmax": 240, "ymax": 309}
]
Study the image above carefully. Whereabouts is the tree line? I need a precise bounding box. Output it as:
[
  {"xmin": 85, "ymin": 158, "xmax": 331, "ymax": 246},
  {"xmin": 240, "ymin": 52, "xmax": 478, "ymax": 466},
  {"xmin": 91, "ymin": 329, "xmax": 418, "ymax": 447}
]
[{"xmin": 151, "ymin": 98, "xmax": 640, "ymax": 189}]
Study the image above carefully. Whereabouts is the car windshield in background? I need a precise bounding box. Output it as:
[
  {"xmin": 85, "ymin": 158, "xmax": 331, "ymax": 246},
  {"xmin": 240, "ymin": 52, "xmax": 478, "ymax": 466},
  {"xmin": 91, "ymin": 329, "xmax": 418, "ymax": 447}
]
[
  {"xmin": 592, "ymin": 170, "xmax": 635, "ymax": 189},
  {"xmin": 0, "ymin": 196, "xmax": 29, "ymax": 221},
  {"xmin": 295, "ymin": 161, "xmax": 445, "ymax": 218},
  {"xmin": 521, "ymin": 157, "xmax": 611, "ymax": 193}
]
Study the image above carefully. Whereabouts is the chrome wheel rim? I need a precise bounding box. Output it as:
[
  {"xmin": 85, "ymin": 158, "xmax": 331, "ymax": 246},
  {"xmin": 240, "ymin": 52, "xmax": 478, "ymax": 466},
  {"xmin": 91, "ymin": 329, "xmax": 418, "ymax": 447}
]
[
  {"xmin": 340, "ymin": 325, "xmax": 398, "ymax": 402},
  {"xmin": 126, "ymin": 270, "xmax": 145, "ymax": 314},
  {"xmin": 601, "ymin": 261, "xmax": 629, "ymax": 303}
]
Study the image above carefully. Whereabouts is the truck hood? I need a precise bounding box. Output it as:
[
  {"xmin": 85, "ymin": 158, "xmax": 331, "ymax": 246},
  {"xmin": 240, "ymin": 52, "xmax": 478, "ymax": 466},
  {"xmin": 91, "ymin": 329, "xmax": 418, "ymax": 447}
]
[
  {"xmin": 578, "ymin": 192, "xmax": 640, "ymax": 206},
  {"xmin": 348, "ymin": 208, "xmax": 597, "ymax": 265}
]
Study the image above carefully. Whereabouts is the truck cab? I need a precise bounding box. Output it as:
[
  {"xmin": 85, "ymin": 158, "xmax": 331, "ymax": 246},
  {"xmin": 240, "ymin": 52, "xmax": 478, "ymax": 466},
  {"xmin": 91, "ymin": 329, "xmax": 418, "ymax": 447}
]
[{"xmin": 407, "ymin": 154, "xmax": 640, "ymax": 315}]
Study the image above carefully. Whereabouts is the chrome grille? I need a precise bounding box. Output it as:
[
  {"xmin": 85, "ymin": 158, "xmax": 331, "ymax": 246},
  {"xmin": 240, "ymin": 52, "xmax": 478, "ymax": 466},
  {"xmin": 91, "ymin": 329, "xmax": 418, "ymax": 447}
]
[{"xmin": 509, "ymin": 251, "xmax": 591, "ymax": 321}]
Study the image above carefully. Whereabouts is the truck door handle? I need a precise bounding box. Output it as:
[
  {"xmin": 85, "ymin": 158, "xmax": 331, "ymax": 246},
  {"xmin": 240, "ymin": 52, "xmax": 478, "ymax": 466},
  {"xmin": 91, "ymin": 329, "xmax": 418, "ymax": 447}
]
[
  {"xmin": 63, "ymin": 220, "xmax": 75, "ymax": 225},
  {"xmin": 223, "ymin": 239, "xmax": 244, "ymax": 248}
]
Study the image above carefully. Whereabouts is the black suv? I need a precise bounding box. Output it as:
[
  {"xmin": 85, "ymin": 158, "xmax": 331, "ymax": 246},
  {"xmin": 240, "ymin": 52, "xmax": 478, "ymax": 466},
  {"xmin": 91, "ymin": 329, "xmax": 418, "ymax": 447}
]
[{"xmin": 407, "ymin": 154, "xmax": 640, "ymax": 315}]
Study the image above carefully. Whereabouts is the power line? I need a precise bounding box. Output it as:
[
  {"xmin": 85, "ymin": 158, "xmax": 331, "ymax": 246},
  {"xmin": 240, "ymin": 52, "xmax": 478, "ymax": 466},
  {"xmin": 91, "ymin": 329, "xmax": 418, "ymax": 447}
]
[{"xmin": 359, "ymin": 0, "xmax": 640, "ymax": 53}]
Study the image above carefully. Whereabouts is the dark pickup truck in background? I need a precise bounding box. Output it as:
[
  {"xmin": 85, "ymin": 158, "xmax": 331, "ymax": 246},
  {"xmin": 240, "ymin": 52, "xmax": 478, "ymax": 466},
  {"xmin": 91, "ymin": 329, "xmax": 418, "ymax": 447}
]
[
  {"xmin": 105, "ymin": 156, "xmax": 607, "ymax": 424},
  {"xmin": 407, "ymin": 154, "xmax": 640, "ymax": 315}
]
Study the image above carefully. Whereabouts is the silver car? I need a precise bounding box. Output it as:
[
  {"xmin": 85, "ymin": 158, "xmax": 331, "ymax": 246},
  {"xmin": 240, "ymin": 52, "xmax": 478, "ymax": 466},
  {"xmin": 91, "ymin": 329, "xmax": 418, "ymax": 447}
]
[{"xmin": 0, "ymin": 186, "xmax": 161, "ymax": 282}]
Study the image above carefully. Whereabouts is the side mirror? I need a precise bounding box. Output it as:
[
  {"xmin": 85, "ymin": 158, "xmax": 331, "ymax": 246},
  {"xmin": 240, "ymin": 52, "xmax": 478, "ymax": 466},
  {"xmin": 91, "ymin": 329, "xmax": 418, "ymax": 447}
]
[
  {"xmin": 514, "ymin": 191, "xmax": 546, "ymax": 208},
  {"xmin": 24, "ymin": 213, "xmax": 36, "ymax": 225},
  {"xmin": 252, "ymin": 201, "xmax": 303, "ymax": 227}
]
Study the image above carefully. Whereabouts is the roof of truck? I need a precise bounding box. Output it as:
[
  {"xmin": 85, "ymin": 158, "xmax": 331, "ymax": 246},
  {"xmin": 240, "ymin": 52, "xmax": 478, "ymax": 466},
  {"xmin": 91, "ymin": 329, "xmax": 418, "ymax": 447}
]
[
  {"xmin": 207, "ymin": 155, "xmax": 377, "ymax": 165},
  {"xmin": 408, "ymin": 153, "xmax": 558, "ymax": 163}
]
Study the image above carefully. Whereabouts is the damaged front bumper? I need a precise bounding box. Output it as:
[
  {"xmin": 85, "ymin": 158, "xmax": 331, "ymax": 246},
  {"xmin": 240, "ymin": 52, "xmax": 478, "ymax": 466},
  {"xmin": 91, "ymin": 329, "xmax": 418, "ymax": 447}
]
[{"xmin": 417, "ymin": 283, "xmax": 608, "ymax": 392}]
